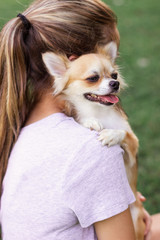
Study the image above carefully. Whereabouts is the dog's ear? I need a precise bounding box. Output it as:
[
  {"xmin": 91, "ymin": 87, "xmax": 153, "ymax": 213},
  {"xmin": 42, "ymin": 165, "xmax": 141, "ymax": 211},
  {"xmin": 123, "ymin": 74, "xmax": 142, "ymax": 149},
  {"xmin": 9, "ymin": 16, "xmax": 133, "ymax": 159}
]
[
  {"xmin": 104, "ymin": 41, "xmax": 117, "ymax": 63},
  {"xmin": 42, "ymin": 52, "xmax": 69, "ymax": 95},
  {"xmin": 97, "ymin": 41, "xmax": 118, "ymax": 63}
]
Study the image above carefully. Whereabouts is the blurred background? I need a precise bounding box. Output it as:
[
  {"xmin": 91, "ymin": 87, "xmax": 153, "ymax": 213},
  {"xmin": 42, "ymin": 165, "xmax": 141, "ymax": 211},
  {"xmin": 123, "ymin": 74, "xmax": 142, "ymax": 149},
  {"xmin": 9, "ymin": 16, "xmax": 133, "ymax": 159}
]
[{"xmin": 0, "ymin": 0, "xmax": 160, "ymax": 215}]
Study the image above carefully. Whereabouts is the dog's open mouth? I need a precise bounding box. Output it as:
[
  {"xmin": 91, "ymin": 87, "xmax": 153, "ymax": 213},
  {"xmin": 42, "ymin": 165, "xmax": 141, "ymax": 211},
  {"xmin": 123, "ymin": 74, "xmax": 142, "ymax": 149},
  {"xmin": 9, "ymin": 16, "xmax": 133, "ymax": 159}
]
[{"xmin": 84, "ymin": 93, "xmax": 119, "ymax": 105}]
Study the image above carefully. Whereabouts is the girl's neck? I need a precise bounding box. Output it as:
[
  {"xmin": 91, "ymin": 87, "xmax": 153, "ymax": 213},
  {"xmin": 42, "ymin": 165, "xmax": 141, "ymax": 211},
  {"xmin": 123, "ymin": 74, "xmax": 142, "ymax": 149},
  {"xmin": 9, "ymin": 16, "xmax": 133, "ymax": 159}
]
[{"xmin": 24, "ymin": 92, "xmax": 62, "ymax": 127}]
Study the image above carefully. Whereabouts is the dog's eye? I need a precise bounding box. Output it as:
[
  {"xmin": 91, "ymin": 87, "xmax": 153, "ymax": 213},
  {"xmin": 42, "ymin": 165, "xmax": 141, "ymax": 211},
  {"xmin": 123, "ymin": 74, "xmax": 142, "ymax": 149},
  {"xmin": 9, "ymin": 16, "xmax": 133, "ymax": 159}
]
[
  {"xmin": 111, "ymin": 72, "xmax": 118, "ymax": 80},
  {"xmin": 86, "ymin": 75, "xmax": 100, "ymax": 82}
]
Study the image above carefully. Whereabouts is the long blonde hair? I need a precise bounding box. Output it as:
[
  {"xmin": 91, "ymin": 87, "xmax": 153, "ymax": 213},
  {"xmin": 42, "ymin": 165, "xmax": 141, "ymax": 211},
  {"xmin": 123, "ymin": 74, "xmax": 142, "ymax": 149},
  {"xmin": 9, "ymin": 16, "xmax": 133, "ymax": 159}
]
[{"xmin": 0, "ymin": 0, "xmax": 119, "ymax": 194}]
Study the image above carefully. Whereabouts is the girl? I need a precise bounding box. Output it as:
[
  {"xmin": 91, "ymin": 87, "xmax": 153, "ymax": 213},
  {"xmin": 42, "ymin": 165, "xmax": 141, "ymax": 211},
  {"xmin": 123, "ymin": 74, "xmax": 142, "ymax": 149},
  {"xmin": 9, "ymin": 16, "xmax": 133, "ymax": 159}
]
[{"xmin": 0, "ymin": 0, "xmax": 136, "ymax": 239}]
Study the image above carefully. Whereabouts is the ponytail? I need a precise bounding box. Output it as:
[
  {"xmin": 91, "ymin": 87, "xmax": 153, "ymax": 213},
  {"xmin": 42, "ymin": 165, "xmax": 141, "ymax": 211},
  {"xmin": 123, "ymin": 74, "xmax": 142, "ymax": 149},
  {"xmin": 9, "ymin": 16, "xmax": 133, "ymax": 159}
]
[{"xmin": 0, "ymin": 18, "xmax": 32, "ymax": 194}]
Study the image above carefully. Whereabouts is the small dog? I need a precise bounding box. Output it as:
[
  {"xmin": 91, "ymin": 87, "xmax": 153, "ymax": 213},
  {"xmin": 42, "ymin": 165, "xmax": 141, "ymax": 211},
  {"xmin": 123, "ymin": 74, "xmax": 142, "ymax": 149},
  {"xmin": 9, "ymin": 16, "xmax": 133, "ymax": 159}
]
[{"xmin": 42, "ymin": 42, "xmax": 145, "ymax": 240}]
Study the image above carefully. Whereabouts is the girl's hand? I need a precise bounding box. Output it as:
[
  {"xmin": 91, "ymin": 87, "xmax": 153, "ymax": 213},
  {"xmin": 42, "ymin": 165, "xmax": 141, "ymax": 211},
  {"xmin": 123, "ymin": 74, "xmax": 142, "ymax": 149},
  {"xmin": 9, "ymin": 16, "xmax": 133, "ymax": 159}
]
[{"xmin": 137, "ymin": 192, "xmax": 152, "ymax": 240}]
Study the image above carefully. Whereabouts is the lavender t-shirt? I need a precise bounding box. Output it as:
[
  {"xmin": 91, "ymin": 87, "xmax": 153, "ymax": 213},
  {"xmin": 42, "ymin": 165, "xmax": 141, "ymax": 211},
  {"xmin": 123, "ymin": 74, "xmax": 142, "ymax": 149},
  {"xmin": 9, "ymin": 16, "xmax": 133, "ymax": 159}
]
[{"xmin": 1, "ymin": 113, "xmax": 135, "ymax": 240}]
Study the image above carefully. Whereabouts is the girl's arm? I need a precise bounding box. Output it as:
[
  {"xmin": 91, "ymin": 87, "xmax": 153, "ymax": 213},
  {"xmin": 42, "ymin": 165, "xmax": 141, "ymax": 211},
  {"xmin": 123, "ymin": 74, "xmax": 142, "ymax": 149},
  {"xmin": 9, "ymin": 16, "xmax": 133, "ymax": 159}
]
[{"xmin": 94, "ymin": 208, "xmax": 136, "ymax": 240}]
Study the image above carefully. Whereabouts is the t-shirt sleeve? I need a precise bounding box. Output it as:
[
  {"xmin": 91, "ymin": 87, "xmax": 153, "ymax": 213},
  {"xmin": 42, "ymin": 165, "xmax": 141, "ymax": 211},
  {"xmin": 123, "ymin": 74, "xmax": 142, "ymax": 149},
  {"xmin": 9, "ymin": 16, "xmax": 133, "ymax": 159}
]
[{"xmin": 62, "ymin": 135, "xmax": 135, "ymax": 228}]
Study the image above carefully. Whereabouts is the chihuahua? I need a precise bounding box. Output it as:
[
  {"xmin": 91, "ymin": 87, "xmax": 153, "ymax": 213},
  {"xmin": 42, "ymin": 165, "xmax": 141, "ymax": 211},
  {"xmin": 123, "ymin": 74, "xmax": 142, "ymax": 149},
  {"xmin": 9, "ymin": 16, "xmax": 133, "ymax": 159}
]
[{"xmin": 42, "ymin": 42, "xmax": 145, "ymax": 240}]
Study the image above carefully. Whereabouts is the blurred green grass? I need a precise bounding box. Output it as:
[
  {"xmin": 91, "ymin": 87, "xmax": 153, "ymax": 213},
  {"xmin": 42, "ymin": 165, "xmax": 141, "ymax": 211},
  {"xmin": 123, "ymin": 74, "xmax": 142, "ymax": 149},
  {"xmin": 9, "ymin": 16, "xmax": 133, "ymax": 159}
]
[{"xmin": 0, "ymin": 0, "xmax": 160, "ymax": 215}]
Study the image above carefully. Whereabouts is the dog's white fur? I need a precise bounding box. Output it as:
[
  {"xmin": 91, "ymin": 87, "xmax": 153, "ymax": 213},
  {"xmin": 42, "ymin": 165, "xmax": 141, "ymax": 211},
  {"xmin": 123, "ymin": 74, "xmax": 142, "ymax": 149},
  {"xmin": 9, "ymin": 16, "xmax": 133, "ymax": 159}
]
[{"xmin": 42, "ymin": 42, "xmax": 145, "ymax": 240}]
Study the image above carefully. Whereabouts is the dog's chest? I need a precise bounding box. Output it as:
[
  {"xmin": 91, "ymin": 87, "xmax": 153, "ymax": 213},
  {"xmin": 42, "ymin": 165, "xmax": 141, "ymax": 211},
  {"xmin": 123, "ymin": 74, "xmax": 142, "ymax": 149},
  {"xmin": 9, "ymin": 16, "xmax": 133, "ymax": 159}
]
[
  {"xmin": 97, "ymin": 110, "xmax": 130, "ymax": 131},
  {"xmin": 78, "ymin": 104, "xmax": 131, "ymax": 132}
]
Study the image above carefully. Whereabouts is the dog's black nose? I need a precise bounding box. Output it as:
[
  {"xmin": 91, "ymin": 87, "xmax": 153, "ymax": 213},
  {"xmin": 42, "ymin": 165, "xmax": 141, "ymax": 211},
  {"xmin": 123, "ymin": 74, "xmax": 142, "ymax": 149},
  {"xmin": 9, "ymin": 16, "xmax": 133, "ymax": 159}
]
[{"xmin": 109, "ymin": 81, "xmax": 119, "ymax": 91}]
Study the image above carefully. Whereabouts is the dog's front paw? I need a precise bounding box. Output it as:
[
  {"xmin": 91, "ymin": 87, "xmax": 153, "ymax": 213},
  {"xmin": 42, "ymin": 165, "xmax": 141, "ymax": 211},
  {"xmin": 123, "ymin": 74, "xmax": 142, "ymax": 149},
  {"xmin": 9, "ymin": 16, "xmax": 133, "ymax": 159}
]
[
  {"xmin": 82, "ymin": 118, "xmax": 103, "ymax": 132},
  {"xmin": 98, "ymin": 129, "xmax": 126, "ymax": 147}
]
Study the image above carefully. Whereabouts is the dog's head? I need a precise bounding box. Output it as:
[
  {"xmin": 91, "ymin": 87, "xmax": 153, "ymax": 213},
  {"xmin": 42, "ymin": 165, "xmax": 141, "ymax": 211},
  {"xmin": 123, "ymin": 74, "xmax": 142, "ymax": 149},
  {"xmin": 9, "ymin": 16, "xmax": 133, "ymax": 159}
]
[{"xmin": 42, "ymin": 42, "xmax": 126, "ymax": 107}]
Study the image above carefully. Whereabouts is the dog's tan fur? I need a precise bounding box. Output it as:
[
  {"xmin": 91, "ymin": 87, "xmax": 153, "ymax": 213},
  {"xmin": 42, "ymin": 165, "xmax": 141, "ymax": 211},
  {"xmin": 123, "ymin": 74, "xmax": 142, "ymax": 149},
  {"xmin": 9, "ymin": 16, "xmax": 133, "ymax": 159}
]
[{"xmin": 42, "ymin": 42, "xmax": 145, "ymax": 240}]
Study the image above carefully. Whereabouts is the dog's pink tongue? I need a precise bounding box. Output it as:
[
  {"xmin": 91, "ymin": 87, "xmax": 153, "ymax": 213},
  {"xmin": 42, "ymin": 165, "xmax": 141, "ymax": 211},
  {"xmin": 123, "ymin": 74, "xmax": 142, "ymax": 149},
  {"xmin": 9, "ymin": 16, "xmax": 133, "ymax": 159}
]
[{"xmin": 100, "ymin": 95, "xmax": 119, "ymax": 104}]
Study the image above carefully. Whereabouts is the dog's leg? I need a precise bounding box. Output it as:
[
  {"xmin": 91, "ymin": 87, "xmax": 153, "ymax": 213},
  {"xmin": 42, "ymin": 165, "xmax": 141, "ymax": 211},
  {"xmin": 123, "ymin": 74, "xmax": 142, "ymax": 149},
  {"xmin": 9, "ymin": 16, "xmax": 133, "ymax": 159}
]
[
  {"xmin": 123, "ymin": 134, "xmax": 145, "ymax": 240},
  {"xmin": 98, "ymin": 129, "xmax": 126, "ymax": 147},
  {"xmin": 122, "ymin": 132, "xmax": 139, "ymax": 159},
  {"xmin": 81, "ymin": 118, "xmax": 103, "ymax": 132},
  {"xmin": 130, "ymin": 197, "xmax": 146, "ymax": 240}
]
